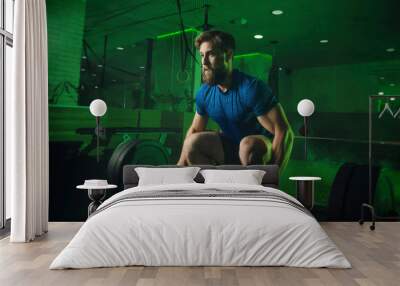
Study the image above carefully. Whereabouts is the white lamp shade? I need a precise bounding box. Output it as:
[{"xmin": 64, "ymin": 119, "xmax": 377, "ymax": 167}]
[
  {"xmin": 297, "ymin": 99, "xmax": 315, "ymax": 117},
  {"xmin": 89, "ymin": 99, "xmax": 107, "ymax": 117}
]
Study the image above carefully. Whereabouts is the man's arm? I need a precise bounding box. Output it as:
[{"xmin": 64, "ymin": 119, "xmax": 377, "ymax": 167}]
[
  {"xmin": 177, "ymin": 112, "xmax": 208, "ymax": 165},
  {"xmin": 256, "ymin": 103, "xmax": 292, "ymax": 166},
  {"xmin": 184, "ymin": 112, "xmax": 208, "ymax": 138}
]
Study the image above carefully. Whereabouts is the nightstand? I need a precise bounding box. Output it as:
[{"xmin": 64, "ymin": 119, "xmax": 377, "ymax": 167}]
[
  {"xmin": 289, "ymin": 176, "xmax": 322, "ymax": 210},
  {"xmin": 77, "ymin": 180, "xmax": 117, "ymax": 217}
]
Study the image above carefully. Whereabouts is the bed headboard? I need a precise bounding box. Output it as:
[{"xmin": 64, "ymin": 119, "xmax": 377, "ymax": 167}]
[{"xmin": 123, "ymin": 165, "xmax": 280, "ymax": 189}]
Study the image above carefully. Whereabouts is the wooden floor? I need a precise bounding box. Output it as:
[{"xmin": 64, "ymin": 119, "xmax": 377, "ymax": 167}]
[{"xmin": 0, "ymin": 222, "xmax": 399, "ymax": 286}]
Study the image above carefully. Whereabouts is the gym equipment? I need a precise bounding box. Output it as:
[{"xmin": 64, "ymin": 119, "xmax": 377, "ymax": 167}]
[
  {"xmin": 328, "ymin": 163, "xmax": 380, "ymax": 223},
  {"xmin": 107, "ymin": 139, "xmax": 170, "ymax": 186},
  {"xmin": 360, "ymin": 95, "xmax": 400, "ymax": 230},
  {"xmin": 328, "ymin": 163, "xmax": 357, "ymax": 220}
]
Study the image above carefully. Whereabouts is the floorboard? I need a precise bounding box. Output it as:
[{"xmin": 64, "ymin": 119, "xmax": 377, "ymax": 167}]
[{"xmin": 0, "ymin": 222, "xmax": 399, "ymax": 286}]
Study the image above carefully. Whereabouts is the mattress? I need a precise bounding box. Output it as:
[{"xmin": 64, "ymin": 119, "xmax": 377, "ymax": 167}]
[{"xmin": 50, "ymin": 183, "xmax": 351, "ymax": 269}]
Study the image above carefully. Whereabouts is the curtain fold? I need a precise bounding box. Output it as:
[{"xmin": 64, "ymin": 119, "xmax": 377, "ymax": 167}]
[{"xmin": 9, "ymin": 0, "xmax": 49, "ymax": 242}]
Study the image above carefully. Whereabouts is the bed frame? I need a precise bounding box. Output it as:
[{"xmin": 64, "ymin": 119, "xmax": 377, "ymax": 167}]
[{"xmin": 123, "ymin": 165, "xmax": 280, "ymax": 189}]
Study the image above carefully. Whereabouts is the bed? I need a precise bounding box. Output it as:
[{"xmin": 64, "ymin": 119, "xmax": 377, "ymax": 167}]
[{"xmin": 50, "ymin": 165, "xmax": 351, "ymax": 269}]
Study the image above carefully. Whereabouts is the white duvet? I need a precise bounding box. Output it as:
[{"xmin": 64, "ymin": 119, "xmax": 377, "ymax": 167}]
[{"xmin": 50, "ymin": 183, "xmax": 351, "ymax": 269}]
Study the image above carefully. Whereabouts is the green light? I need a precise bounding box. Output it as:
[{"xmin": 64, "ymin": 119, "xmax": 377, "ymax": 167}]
[
  {"xmin": 156, "ymin": 28, "xmax": 200, "ymax": 40},
  {"xmin": 234, "ymin": 53, "xmax": 272, "ymax": 60},
  {"xmin": 272, "ymin": 10, "xmax": 284, "ymax": 15}
]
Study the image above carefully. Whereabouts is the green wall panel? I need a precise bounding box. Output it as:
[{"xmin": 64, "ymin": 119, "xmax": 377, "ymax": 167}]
[{"xmin": 47, "ymin": 0, "xmax": 86, "ymax": 106}]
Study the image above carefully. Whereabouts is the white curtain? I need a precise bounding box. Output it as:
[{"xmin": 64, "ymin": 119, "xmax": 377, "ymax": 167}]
[{"xmin": 8, "ymin": 0, "xmax": 49, "ymax": 242}]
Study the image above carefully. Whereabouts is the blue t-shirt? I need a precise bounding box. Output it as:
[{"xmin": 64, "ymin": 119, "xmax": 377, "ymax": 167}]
[{"xmin": 196, "ymin": 70, "xmax": 278, "ymax": 144}]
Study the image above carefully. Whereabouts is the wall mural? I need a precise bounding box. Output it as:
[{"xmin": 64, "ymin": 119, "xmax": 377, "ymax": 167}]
[{"xmin": 46, "ymin": 0, "xmax": 400, "ymax": 222}]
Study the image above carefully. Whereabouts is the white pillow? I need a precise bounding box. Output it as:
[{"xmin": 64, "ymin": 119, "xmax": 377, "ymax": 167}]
[
  {"xmin": 200, "ymin": 169, "xmax": 266, "ymax": 185},
  {"xmin": 135, "ymin": 167, "xmax": 201, "ymax": 186}
]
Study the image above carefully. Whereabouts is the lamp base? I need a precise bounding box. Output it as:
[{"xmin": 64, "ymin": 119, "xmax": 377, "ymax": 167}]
[
  {"xmin": 359, "ymin": 203, "xmax": 376, "ymax": 231},
  {"xmin": 87, "ymin": 189, "xmax": 107, "ymax": 216}
]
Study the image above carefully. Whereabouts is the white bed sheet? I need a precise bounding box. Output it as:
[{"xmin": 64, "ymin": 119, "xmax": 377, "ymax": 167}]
[{"xmin": 50, "ymin": 183, "xmax": 351, "ymax": 269}]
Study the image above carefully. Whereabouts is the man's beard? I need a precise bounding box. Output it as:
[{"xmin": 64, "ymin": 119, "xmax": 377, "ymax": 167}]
[{"xmin": 202, "ymin": 67, "xmax": 228, "ymax": 85}]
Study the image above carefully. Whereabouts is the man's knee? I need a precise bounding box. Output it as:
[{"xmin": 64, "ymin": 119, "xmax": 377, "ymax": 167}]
[
  {"xmin": 183, "ymin": 132, "xmax": 213, "ymax": 162},
  {"xmin": 239, "ymin": 137, "xmax": 252, "ymax": 153},
  {"xmin": 185, "ymin": 132, "xmax": 225, "ymax": 163},
  {"xmin": 183, "ymin": 133, "xmax": 205, "ymax": 152},
  {"xmin": 239, "ymin": 137, "xmax": 264, "ymax": 154},
  {"xmin": 239, "ymin": 136, "xmax": 268, "ymax": 164}
]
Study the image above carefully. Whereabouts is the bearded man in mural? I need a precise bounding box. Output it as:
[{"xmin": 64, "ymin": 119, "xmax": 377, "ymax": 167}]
[{"xmin": 177, "ymin": 30, "xmax": 293, "ymax": 169}]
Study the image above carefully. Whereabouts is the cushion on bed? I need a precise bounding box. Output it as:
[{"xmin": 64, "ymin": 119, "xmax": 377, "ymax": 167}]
[
  {"xmin": 135, "ymin": 167, "xmax": 200, "ymax": 186},
  {"xmin": 200, "ymin": 169, "xmax": 266, "ymax": 185},
  {"xmin": 123, "ymin": 165, "xmax": 280, "ymax": 189}
]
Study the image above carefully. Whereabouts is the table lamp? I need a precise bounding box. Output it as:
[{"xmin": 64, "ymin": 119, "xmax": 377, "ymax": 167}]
[
  {"xmin": 89, "ymin": 99, "xmax": 107, "ymax": 162},
  {"xmin": 297, "ymin": 99, "xmax": 315, "ymax": 160}
]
